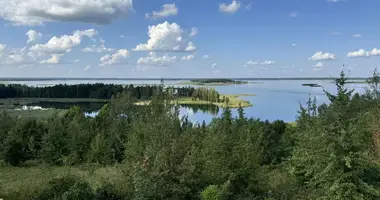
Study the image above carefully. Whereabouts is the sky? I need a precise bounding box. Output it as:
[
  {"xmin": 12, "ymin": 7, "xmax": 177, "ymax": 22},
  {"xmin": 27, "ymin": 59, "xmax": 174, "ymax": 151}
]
[{"xmin": 0, "ymin": 0, "xmax": 379, "ymax": 78}]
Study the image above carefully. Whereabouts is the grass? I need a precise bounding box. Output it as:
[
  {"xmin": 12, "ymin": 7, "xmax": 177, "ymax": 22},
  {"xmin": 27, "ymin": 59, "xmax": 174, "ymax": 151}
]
[
  {"xmin": 135, "ymin": 94, "xmax": 255, "ymax": 108},
  {"xmin": 0, "ymin": 164, "xmax": 126, "ymax": 199}
]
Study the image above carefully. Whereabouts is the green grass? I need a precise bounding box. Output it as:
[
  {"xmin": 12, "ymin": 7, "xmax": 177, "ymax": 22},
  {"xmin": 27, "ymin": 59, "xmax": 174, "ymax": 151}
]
[
  {"xmin": 0, "ymin": 164, "xmax": 126, "ymax": 199},
  {"xmin": 135, "ymin": 94, "xmax": 255, "ymax": 108}
]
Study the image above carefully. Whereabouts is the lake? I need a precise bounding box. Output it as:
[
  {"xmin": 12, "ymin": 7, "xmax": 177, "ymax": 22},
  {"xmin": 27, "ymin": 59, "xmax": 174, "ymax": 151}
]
[{"xmin": 7, "ymin": 79, "xmax": 367, "ymax": 123}]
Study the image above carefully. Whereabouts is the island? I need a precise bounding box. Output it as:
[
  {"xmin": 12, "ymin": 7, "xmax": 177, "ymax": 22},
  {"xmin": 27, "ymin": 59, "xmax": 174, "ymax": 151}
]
[
  {"xmin": 302, "ymin": 83, "xmax": 322, "ymax": 87},
  {"xmin": 178, "ymin": 79, "xmax": 249, "ymax": 86}
]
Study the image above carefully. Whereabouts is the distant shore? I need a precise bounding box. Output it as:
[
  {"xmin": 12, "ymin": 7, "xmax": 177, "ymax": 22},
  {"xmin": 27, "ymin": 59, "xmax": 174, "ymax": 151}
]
[{"xmin": 177, "ymin": 79, "xmax": 249, "ymax": 86}]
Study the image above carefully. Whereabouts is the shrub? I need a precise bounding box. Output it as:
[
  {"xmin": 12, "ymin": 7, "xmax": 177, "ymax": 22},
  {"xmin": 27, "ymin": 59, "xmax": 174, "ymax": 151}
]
[
  {"xmin": 94, "ymin": 182, "xmax": 125, "ymax": 200},
  {"xmin": 61, "ymin": 181, "xmax": 94, "ymax": 200},
  {"xmin": 32, "ymin": 175, "xmax": 79, "ymax": 200}
]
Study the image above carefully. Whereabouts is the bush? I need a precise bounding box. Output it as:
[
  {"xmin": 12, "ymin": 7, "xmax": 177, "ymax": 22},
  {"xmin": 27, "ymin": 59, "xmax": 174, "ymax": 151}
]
[
  {"xmin": 32, "ymin": 175, "xmax": 79, "ymax": 200},
  {"xmin": 94, "ymin": 182, "xmax": 125, "ymax": 200},
  {"xmin": 201, "ymin": 185, "xmax": 222, "ymax": 200},
  {"xmin": 62, "ymin": 181, "xmax": 94, "ymax": 200}
]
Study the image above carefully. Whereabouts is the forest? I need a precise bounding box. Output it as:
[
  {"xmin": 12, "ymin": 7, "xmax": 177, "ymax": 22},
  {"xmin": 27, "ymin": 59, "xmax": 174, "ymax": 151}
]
[
  {"xmin": 1, "ymin": 71, "xmax": 380, "ymax": 199},
  {"xmin": 0, "ymin": 83, "xmax": 220, "ymax": 103}
]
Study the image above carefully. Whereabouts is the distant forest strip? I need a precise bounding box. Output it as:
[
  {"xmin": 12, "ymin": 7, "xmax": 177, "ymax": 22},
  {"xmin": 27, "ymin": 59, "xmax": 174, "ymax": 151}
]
[
  {"xmin": 0, "ymin": 77, "xmax": 372, "ymax": 81},
  {"xmin": 0, "ymin": 83, "xmax": 221, "ymax": 103},
  {"xmin": 190, "ymin": 79, "xmax": 247, "ymax": 84}
]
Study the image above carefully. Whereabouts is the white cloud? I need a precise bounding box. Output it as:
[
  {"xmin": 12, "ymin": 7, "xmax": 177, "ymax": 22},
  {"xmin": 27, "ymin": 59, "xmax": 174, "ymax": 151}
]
[
  {"xmin": 309, "ymin": 51, "xmax": 336, "ymax": 61},
  {"xmin": 189, "ymin": 27, "xmax": 198, "ymax": 37},
  {"xmin": 120, "ymin": 35, "xmax": 125, "ymax": 38},
  {"xmin": 245, "ymin": 60, "xmax": 275, "ymax": 66},
  {"xmin": 0, "ymin": 44, "xmax": 5, "ymax": 52},
  {"xmin": 212, "ymin": 63, "xmax": 217, "ymax": 68},
  {"xmin": 26, "ymin": 30, "xmax": 43, "ymax": 44},
  {"xmin": 82, "ymin": 44, "xmax": 115, "ymax": 53},
  {"xmin": 100, "ymin": 49, "xmax": 130, "ymax": 66},
  {"xmin": 219, "ymin": 0, "xmax": 241, "ymax": 14},
  {"xmin": 292, "ymin": 43, "xmax": 297, "ymax": 47},
  {"xmin": 289, "ymin": 12, "xmax": 298, "ymax": 18},
  {"xmin": 315, "ymin": 62, "xmax": 324, "ymax": 68},
  {"xmin": 0, "ymin": 0, "xmax": 133, "ymax": 26},
  {"xmin": 313, "ymin": 62, "xmax": 324, "ymax": 71},
  {"xmin": 84, "ymin": 65, "xmax": 91, "ymax": 71},
  {"xmin": 181, "ymin": 55, "xmax": 194, "ymax": 61},
  {"xmin": 347, "ymin": 48, "xmax": 380, "ymax": 58},
  {"xmin": 133, "ymin": 21, "xmax": 197, "ymax": 52},
  {"xmin": 203, "ymin": 55, "xmax": 210, "ymax": 59},
  {"xmin": 327, "ymin": 0, "xmax": 344, "ymax": 2},
  {"xmin": 0, "ymin": 47, "xmax": 32, "ymax": 66},
  {"xmin": 347, "ymin": 49, "xmax": 369, "ymax": 58},
  {"xmin": 370, "ymin": 48, "xmax": 380, "ymax": 56},
  {"xmin": 145, "ymin": 4, "xmax": 178, "ymax": 20},
  {"xmin": 353, "ymin": 34, "xmax": 362, "ymax": 38},
  {"xmin": 137, "ymin": 54, "xmax": 177, "ymax": 67},
  {"xmin": 245, "ymin": 2, "xmax": 252, "ymax": 10},
  {"xmin": 40, "ymin": 54, "xmax": 63, "ymax": 64},
  {"xmin": 30, "ymin": 29, "xmax": 97, "ymax": 55}
]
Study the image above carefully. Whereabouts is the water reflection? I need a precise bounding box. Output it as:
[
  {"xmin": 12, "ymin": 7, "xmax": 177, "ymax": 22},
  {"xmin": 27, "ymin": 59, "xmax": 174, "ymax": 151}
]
[
  {"xmin": 27, "ymin": 101, "xmax": 106, "ymax": 112},
  {"xmin": 180, "ymin": 104, "xmax": 220, "ymax": 116}
]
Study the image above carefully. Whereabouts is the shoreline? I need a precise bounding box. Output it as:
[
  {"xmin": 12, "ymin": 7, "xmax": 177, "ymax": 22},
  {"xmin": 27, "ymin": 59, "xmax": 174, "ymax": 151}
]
[{"xmin": 135, "ymin": 94, "xmax": 255, "ymax": 108}]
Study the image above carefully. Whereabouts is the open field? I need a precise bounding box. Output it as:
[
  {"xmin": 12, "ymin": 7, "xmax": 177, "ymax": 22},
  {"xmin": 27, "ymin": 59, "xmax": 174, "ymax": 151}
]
[
  {"xmin": 0, "ymin": 165, "xmax": 126, "ymax": 200},
  {"xmin": 135, "ymin": 94, "xmax": 255, "ymax": 108}
]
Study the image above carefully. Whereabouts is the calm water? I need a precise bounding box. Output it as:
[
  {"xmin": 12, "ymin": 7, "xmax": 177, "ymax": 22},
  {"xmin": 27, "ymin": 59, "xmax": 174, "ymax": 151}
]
[{"xmin": 9, "ymin": 80, "xmax": 367, "ymax": 123}]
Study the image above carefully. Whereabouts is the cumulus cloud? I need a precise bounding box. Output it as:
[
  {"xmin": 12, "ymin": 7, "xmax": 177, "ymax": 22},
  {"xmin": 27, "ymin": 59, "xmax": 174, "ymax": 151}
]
[
  {"xmin": 0, "ymin": 0, "xmax": 133, "ymax": 26},
  {"xmin": 181, "ymin": 55, "xmax": 194, "ymax": 61},
  {"xmin": 0, "ymin": 44, "xmax": 5, "ymax": 52},
  {"xmin": 30, "ymin": 29, "xmax": 97, "ymax": 55},
  {"xmin": 100, "ymin": 49, "xmax": 130, "ymax": 66},
  {"xmin": 137, "ymin": 54, "xmax": 177, "ymax": 67},
  {"xmin": 189, "ymin": 27, "xmax": 198, "ymax": 37},
  {"xmin": 133, "ymin": 21, "xmax": 197, "ymax": 52},
  {"xmin": 347, "ymin": 48, "xmax": 380, "ymax": 58},
  {"xmin": 315, "ymin": 62, "xmax": 324, "ymax": 68},
  {"xmin": 145, "ymin": 4, "xmax": 178, "ymax": 20},
  {"xmin": 313, "ymin": 62, "xmax": 324, "ymax": 71},
  {"xmin": 203, "ymin": 55, "xmax": 210, "ymax": 59},
  {"xmin": 245, "ymin": 60, "xmax": 275, "ymax": 66},
  {"xmin": 84, "ymin": 65, "xmax": 91, "ymax": 71},
  {"xmin": 81, "ymin": 41, "xmax": 115, "ymax": 53},
  {"xmin": 212, "ymin": 63, "xmax": 217, "ymax": 68},
  {"xmin": 26, "ymin": 30, "xmax": 43, "ymax": 43},
  {"xmin": 309, "ymin": 51, "xmax": 336, "ymax": 61},
  {"xmin": 353, "ymin": 34, "xmax": 362, "ymax": 38},
  {"xmin": 0, "ymin": 47, "xmax": 35, "ymax": 66},
  {"xmin": 40, "ymin": 54, "xmax": 62, "ymax": 64},
  {"xmin": 219, "ymin": 0, "xmax": 241, "ymax": 14}
]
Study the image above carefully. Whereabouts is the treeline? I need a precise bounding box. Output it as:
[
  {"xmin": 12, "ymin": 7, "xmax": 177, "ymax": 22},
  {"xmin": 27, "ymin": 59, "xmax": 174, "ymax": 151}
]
[
  {"xmin": 1, "ymin": 71, "xmax": 380, "ymax": 199},
  {"xmin": 192, "ymin": 87, "xmax": 220, "ymax": 102},
  {"xmin": 0, "ymin": 83, "xmax": 213, "ymax": 100}
]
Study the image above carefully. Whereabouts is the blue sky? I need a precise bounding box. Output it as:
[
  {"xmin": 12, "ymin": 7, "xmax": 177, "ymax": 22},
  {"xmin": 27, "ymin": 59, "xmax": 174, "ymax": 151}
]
[{"xmin": 0, "ymin": 0, "xmax": 379, "ymax": 78}]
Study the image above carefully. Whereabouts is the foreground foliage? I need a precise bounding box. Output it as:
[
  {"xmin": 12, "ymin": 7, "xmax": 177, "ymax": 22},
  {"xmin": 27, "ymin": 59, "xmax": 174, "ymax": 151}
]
[{"xmin": 1, "ymin": 71, "xmax": 380, "ymax": 199}]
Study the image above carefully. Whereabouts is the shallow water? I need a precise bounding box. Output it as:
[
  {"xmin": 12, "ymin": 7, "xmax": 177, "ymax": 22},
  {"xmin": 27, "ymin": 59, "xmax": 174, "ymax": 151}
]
[{"xmin": 9, "ymin": 79, "xmax": 367, "ymax": 123}]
